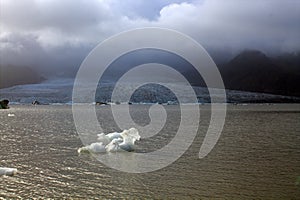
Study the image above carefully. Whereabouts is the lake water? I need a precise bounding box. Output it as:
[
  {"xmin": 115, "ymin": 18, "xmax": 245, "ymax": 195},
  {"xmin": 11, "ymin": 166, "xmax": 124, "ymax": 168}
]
[{"xmin": 0, "ymin": 104, "xmax": 299, "ymax": 199}]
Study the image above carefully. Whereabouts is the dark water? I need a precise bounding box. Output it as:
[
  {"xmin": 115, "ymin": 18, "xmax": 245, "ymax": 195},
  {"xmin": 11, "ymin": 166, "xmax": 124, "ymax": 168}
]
[{"xmin": 0, "ymin": 104, "xmax": 299, "ymax": 199}]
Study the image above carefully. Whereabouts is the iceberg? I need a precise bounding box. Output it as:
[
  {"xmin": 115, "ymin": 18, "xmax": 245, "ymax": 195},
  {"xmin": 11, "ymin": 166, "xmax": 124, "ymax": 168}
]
[
  {"xmin": 0, "ymin": 167, "xmax": 18, "ymax": 176},
  {"xmin": 78, "ymin": 128, "xmax": 140, "ymax": 154}
]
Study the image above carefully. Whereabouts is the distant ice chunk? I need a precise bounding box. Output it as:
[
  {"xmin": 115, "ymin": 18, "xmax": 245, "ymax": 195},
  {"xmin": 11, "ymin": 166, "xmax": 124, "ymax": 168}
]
[
  {"xmin": 78, "ymin": 128, "xmax": 140, "ymax": 154},
  {"xmin": 0, "ymin": 167, "xmax": 18, "ymax": 176}
]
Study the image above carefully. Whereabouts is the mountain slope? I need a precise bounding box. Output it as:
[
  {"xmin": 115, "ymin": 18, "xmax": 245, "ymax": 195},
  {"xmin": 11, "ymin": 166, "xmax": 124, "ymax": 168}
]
[
  {"xmin": 0, "ymin": 65, "xmax": 45, "ymax": 89},
  {"xmin": 219, "ymin": 50, "xmax": 300, "ymax": 96}
]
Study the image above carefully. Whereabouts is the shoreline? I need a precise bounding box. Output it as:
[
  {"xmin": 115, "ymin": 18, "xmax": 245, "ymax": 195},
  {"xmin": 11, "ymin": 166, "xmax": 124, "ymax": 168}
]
[{"xmin": 2, "ymin": 103, "xmax": 300, "ymax": 112}]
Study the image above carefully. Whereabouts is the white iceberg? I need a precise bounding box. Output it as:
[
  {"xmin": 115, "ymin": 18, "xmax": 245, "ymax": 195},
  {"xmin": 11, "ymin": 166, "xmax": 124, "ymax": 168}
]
[
  {"xmin": 78, "ymin": 128, "xmax": 140, "ymax": 154},
  {"xmin": 0, "ymin": 167, "xmax": 18, "ymax": 176},
  {"xmin": 77, "ymin": 142, "xmax": 106, "ymax": 154}
]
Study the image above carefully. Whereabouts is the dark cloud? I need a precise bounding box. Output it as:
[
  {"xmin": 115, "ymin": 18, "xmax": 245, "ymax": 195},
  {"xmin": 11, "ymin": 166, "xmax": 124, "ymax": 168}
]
[{"xmin": 0, "ymin": 0, "xmax": 299, "ymax": 77}]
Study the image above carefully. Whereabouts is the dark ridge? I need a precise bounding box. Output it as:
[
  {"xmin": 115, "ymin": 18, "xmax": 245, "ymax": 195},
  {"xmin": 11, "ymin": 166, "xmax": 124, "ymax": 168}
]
[
  {"xmin": 0, "ymin": 65, "xmax": 46, "ymax": 89},
  {"xmin": 218, "ymin": 50, "xmax": 300, "ymax": 97}
]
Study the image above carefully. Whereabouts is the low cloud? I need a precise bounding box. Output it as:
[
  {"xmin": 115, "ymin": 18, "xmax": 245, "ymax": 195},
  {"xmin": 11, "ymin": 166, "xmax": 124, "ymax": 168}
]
[{"xmin": 0, "ymin": 0, "xmax": 299, "ymax": 76}]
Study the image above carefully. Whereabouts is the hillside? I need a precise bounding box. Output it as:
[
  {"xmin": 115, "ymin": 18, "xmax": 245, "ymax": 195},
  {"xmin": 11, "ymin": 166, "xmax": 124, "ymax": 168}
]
[
  {"xmin": 219, "ymin": 50, "xmax": 300, "ymax": 97},
  {"xmin": 0, "ymin": 65, "xmax": 45, "ymax": 89}
]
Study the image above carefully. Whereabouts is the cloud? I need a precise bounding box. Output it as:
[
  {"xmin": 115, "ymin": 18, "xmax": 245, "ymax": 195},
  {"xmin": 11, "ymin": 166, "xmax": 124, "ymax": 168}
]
[
  {"xmin": 0, "ymin": 0, "xmax": 299, "ymax": 75},
  {"xmin": 105, "ymin": 0, "xmax": 191, "ymax": 20},
  {"xmin": 155, "ymin": 0, "xmax": 300, "ymax": 53}
]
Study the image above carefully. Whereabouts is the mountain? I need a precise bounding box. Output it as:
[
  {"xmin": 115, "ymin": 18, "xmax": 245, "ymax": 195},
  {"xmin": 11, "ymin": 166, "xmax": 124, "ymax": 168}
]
[
  {"xmin": 1, "ymin": 78, "xmax": 299, "ymax": 104},
  {"xmin": 1, "ymin": 49, "xmax": 299, "ymax": 100},
  {"xmin": 219, "ymin": 50, "xmax": 300, "ymax": 97},
  {"xmin": 0, "ymin": 65, "xmax": 45, "ymax": 89}
]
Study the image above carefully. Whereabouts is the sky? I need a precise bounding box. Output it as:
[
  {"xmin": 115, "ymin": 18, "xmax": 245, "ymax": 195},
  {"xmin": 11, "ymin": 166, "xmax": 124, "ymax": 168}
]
[{"xmin": 0, "ymin": 0, "xmax": 299, "ymax": 76}]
